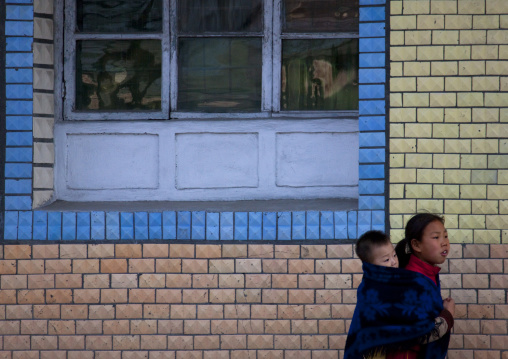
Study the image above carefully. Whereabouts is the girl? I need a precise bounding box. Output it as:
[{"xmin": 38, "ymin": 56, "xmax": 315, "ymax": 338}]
[
  {"xmin": 390, "ymin": 213, "xmax": 454, "ymax": 359},
  {"xmin": 344, "ymin": 215, "xmax": 454, "ymax": 359}
]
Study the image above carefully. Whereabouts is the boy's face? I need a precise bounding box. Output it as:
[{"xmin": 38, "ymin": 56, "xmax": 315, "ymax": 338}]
[{"xmin": 370, "ymin": 242, "xmax": 399, "ymax": 268}]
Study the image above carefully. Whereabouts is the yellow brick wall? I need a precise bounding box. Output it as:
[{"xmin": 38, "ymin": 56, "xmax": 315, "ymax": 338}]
[{"xmin": 389, "ymin": 0, "xmax": 508, "ymax": 247}]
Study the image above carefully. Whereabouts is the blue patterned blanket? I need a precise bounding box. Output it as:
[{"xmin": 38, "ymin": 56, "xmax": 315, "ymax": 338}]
[{"xmin": 344, "ymin": 262, "xmax": 450, "ymax": 359}]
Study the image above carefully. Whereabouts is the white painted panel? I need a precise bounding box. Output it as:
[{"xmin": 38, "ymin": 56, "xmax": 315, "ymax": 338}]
[
  {"xmin": 66, "ymin": 134, "xmax": 159, "ymax": 189},
  {"xmin": 276, "ymin": 132, "xmax": 358, "ymax": 187},
  {"xmin": 175, "ymin": 133, "xmax": 259, "ymax": 189}
]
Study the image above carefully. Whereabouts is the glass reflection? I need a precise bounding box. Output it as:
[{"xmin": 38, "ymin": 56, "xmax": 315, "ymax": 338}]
[
  {"xmin": 76, "ymin": 40, "xmax": 162, "ymax": 111},
  {"xmin": 283, "ymin": 0, "xmax": 359, "ymax": 33},
  {"xmin": 77, "ymin": 0, "xmax": 163, "ymax": 33},
  {"xmin": 178, "ymin": 0, "xmax": 262, "ymax": 33},
  {"xmin": 178, "ymin": 38, "xmax": 262, "ymax": 112},
  {"xmin": 281, "ymin": 38, "xmax": 358, "ymax": 111}
]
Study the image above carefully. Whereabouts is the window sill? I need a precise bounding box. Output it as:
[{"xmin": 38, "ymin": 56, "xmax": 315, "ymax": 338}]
[{"xmin": 40, "ymin": 198, "xmax": 358, "ymax": 213}]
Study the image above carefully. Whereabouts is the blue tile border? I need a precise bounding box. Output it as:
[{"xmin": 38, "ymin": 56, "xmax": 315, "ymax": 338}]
[
  {"xmin": 2, "ymin": 2, "xmax": 388, "ymax": 241},
  {"xmin": 3, "ymin": 209, "xmax": 385, "ymax": 241}
]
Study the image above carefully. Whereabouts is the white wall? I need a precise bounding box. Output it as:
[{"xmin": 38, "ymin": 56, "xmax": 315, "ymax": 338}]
[{"xmin": 54, "ymin": 118, "xmax": 358, "ymax": 202}]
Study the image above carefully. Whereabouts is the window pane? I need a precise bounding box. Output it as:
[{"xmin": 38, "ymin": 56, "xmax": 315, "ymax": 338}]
[
  {"xmin": 178, "ymin": 38, "xmax": 262, "ymax": 112},
  {"xmin": 283, "ymin": 0, "xmax": 359, "ymax": 33},
  {"xmin": 77, "ymin": 0, "xmax": 163, "ymax": 33},
  {"xmin": 178, "ymin": 0, "xmax": 262, "ymax": 33},
  {"xmin": 281, "ymin": 38, "xmax": 358, "ymax": 111},
  {"xmin": 76, "ymin": 40, "xmax": 162, "ymax": 111}
]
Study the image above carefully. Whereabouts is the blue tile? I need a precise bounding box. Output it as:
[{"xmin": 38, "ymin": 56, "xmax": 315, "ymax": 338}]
[
  {"xmin": 91, "ymin": 211, "xmax": 105, "ymax": 240},
  {"xmin": 360, "ymin": 0, "xmax": 386, "ymax": 4},
  {"xmin": 277, "ymin": 212, "xmax": 291, "ymax": 240},
  {"xmin": 4, "ymin": 211, "xmax": 19, "ymax": 240},
  {"xmin": 359, "ymin": 132, "xmax": 385, "ymax": 148},
  {"xmin": 358, "ymin": 211, "xmax": 372, "ymax": 237},
  {"xmin": 162, "ymin": 211, "xmax": 176, "ymax": 240},
  {"xmin": 372, "ymin": 210, "xmax": 385, "ymax": 226},
  {"xmin": 306, "ymin": 211, "xmax": 319, "ymax": 240},
  {"xmin": 359, "ymin": 85, "xmax": 384, "ymax": 100},
  {"xmin": 177, "ymin": 211, "xmax": 191, "ymax": 240},
  {"xmin": 191, "ymin": 211, "xmax": 206, "ymax": 240},
  {"xmin": 5, "ymin": 179, "xmax": 31, "ymax": 194},
  {"xmin": 6, "ymin": 132, "xmax": 32, "ymax": 146},
  {"xmin": 6, "ymin": 100, "xmax": 33, "ymax": 115},
  {"xmin": 77, "ymin": 212, "xmax": 91, "ymax": 240},
  {"xmin": 334, "ymin": 211, "xmax": 348, "ymax": 240},
  {"xmin": 347, "ymin": 211, "xmax": 358, "ymax": 239},
  {"xmin": 5, "ymin": 21, "xmax": 34, "ymax": 36},
  {"xmin": 359, "ymin": 196, "xmax": 375, "ymax": 210},
  {"xmin": 6, "ymin": 116, "xmax": 32, "ymax": 131},
  {"xmin": 220, "ymin": 212, "xmax": 234, "ymax": 240},
  {"xmin": 6, "ymin": 53, "xmax": 33, "ymax": 68},
  {"xmin": 106, "ymin": 212, "xmax": 120, "ymax": 240},
  {"xmin": 18, "ymin": 211, "xmax": 32, "ymax": 240},
  {"xmin": 6, "ymin": 37, "xmax": 33, "ymax": 52},
  {"xmin": 62, "ymin": 212, "xmax": 76, "ymax": 240},
  {"xmin": 6, "ymin": 69, "xmax": 33, "ymax": 83},
  {"xmin": 5, "ymin": 196, "xmax": 32, "ymax": 210},
  {"xmin": 5, "ymin": 163, "xmax": 32, "ymax": 178},
  {"xmin": 359, "ymin": 148, "xmax": 385, "ymax": 163},
  {"xmin": 359, "ymin": 69, "xmax": 385, "ymax": 84},
  {"xmin": 359, "ymin": 100, "xmax": 385, "ymax": 115},
  {"xmin": 360, "ymin": 22, "xmax": 385, "ymax": 38},
  {"xmin": 6, "ymin": 147, "xmax": 32, "ymax": 162},
  {"xmin": 135, "ymin": 212, "xmax": 149, "ymax": 240},
  {"xmin": 371, "ymin": 196, "xmax": 386, "ymax": 210},
  {"xmin": 320, "ymin": 211, "xmax": 334, "ymax": 240},
  {"xmin": 359, "ymin": 164, "xmax": 385, "ymax": 179},
  {"xmin": 359, "ymin": 116, "xmax": 385, "ymax": 131},
  {"xmin": 6, "ymin": 84, "xmax": 32, "ymax": 99},
  {"xmin": 292, "ymin": 211, "xmax": 306, "ymax": 240},
  {"xmin": 360, "ymin": 38, "xmax": 385, "ymax": 53},
  {"xmin": 120, "ymin": 212, "xmax": 134, "ymax": 240},
  {"xmin": 359, "ymin": 180, "xmax": 384, "ymax": 195},
  {"xmin": 6, "ymin": 5, "xmax": 34, "ymax": 20},
  {"xmin": 360, "ymin": 6, "xmax": 385, "ymax": 22},
  {"xmin": 206, "ymin": 212, "xmax": 220, "ymax": 240},
  {"xmin": 262, "ymin": 212, "xmax": 276, "ymax": 240},
  {"xmin": 149, "ymin": 212, "xmax": 162, "ymax": 240},
  {"xmin": 234, "ymin": 212, "xmax": 248, "ymax": 240},
  {"xmin": 248, "ymin": 212, "xmax": 262, "ymax": 240},
  {"xmin": 6, "ymin": 0, "xmax": 34, "ymax": 3},
  {"xmin": 33, "ymin": 211, "xmax": 48, "ymax": 240},
  {"xmin": 372, "ymin": 223, "xmax": 385, "ymax": 232},
  {"xmin": 359, "ymin": 53, "xmax": 385, "ymax": 68},
  {"xmin": 48, "ymin": 212, "xmax": 62, "ymax": 240}
]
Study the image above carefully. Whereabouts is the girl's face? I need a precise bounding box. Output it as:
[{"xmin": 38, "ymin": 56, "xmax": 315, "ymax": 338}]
[{"xmin": 411, "ymin": 220, "xmax": 450, "ymax": 265}]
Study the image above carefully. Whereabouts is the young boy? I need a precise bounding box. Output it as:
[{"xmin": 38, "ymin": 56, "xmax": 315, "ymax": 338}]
[{"xmin": 346, "ymin": 230, "xmax": 454, "ymax": 359}]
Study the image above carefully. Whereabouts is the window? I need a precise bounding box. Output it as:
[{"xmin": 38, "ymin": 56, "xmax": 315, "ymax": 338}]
[
  {"xmin": 64, "ymin": 0, "xmax": 359, "ymax": 120},
  {"xmin": 55, "ymin": 0, "xmax": 360, "ymax": 204}
]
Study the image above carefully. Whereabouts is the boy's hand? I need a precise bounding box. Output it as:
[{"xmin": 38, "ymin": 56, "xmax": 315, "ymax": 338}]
[{"xmin": 443, "ymin": 297, "xmax": 455, "ymax": 317}]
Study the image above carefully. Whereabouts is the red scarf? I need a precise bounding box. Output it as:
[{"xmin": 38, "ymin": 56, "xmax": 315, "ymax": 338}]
[{"xmin": 405, "ymin": 254, "xmax": 441, "ymax": 285}]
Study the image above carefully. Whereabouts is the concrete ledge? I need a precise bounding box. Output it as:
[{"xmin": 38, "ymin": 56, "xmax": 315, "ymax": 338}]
[{"xmin": 41, "ymin": 198, "xmax": 358, "ymax": 213}]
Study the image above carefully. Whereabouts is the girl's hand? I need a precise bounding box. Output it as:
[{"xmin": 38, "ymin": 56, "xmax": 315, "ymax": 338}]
[{"xmin": 443, "ymin": 297, "xmax": 455, "ymax": 316}]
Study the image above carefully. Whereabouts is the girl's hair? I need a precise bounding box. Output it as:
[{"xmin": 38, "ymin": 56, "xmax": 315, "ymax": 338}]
[
  {"xmin": 356, "ymin": 230, "xmax": 391, "ymax": 263},
  {"xmin": 395, "ymin": 213, "xmax": 445, "ymax": 268}
]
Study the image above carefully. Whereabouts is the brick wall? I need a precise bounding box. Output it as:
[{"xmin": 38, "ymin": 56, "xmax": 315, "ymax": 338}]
[
  {"xmin": 0, "ymin": 243, "xmax": 507, "ymax": 358},
  {"xmin": 388, "ymin": 1, "xmax": 508, "ymax": 354},
  {"xmin": 389, "ymin": 0, "xmax": 508, "ymax": 244}
]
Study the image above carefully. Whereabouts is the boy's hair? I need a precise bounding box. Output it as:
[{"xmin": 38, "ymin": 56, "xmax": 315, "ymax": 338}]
[{"xmin": 355, "ymin": 230, "xmax": 391, "ymax": 263}]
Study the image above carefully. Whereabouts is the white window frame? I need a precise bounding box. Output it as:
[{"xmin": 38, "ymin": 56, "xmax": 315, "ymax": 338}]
[{"xmin": 60, "ymin": 0, "xmax": 359, "ymax": 121}]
